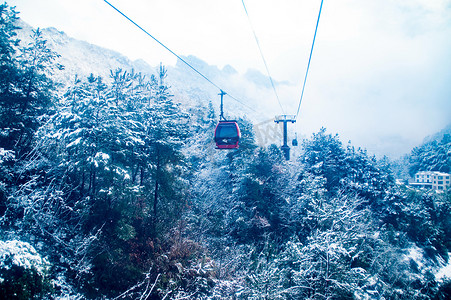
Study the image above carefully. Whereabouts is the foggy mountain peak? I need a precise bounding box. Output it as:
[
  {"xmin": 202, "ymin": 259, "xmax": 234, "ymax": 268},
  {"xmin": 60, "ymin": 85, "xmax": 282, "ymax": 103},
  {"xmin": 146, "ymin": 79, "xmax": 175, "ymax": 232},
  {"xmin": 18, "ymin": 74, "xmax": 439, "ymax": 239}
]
[{"xmin": 15, "ymin": 19, "xmax": 279, "ymax": 120}]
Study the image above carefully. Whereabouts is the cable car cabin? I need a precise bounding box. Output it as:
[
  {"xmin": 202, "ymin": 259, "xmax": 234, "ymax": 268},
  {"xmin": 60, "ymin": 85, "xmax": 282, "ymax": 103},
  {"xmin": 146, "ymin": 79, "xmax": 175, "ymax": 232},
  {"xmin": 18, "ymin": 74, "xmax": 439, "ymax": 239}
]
[{"xmin": 215, "ymin": 121, "xmax": 240, "ymax": 149}]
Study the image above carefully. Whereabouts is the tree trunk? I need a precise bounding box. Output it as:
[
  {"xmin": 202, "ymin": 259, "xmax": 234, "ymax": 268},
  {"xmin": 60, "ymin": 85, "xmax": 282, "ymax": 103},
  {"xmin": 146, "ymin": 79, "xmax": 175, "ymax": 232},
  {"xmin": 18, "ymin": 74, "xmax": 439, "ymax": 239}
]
[
  {"xmin": 153, "ymin": 179, "xmax": 159, "ymax": 235},
  {"xmin": 153, "ymin": 153, "xmax": 160, "ymax": 235}
]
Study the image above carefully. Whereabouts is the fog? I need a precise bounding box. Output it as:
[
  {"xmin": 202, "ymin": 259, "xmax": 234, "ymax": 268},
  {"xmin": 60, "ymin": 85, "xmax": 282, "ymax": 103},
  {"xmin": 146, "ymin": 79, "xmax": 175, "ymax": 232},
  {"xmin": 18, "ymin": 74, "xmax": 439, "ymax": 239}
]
[{"xmin": 12, "ymin": 0, "xmax": 451, "ymax": 157}]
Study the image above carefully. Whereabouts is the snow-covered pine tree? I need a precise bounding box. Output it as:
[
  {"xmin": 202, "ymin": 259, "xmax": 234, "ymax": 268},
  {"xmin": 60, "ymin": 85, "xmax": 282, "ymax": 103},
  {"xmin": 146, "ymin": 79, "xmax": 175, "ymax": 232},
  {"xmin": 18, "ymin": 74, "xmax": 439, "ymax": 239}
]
[
  {"xmin": 0, "ymin": 3, "xmax": 20, "ymax": 151},
  {"xmin": 232, "ymin": 144, "xmax": 290, "ymax": 243},
  {"xmin": 0, "ymin": 3, "xmax": 20, "ymax": 214},
  {"xmin": 2, "ymin": 25, "xmax": 60, "ymax": 157},
  {"xmin": 409, "ymin": 134, "xmax": 451, "ymax": 175},
  {"xmin": 301, "ymin": 127, "xmax": 348, "ymax": 192},
  {"xmin": 146, "ymin": 64, "xmax": 190, "ymax": 236}
]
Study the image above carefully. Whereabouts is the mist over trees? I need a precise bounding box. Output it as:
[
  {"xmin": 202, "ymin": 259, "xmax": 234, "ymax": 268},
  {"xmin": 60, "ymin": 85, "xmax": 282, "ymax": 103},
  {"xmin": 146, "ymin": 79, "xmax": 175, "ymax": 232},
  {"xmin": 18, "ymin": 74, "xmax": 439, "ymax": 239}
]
[{"xmin": 1, "ymin": 3, "xmax": 450, "ymax": 299}]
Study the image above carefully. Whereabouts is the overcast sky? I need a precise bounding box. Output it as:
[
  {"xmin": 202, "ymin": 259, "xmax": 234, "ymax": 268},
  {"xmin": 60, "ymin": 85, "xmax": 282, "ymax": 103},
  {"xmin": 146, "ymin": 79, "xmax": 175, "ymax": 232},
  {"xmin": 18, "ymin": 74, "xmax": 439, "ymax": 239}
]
[{"xmin": 10, "ymin": 0, "xmax": 451, "ymax": 157}]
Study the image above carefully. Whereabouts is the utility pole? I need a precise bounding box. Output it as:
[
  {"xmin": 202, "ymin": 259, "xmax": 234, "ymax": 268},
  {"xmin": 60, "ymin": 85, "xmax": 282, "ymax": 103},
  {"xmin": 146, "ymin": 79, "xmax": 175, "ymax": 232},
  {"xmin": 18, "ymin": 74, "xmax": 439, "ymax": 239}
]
[{"xmin": 274, "ymin": 115, "xmax": 296, "ymax": 160}]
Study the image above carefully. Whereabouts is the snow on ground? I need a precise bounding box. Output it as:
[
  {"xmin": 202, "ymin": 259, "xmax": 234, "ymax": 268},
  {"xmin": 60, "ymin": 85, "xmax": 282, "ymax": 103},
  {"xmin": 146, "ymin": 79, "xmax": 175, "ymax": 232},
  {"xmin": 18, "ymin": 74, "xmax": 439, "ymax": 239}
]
[
  {"xmin": 436, "ymin": 252, "xmax": 451, "ymax": 280},
  {"xmin": 405, "ymin": 245, "xmax": 425, "ymax": 269}
]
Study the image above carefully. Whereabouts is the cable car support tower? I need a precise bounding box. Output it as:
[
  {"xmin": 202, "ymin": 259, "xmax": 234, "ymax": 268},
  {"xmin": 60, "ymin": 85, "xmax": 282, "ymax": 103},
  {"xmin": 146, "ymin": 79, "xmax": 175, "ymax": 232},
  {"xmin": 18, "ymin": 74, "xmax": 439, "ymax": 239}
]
[
  {"xmin": 275, "ymin": 115, "xmax": 296, "ymax": 160},
  {"xmin": 275, "ymin": 0, "xmax": 324, "ymax": 161}
]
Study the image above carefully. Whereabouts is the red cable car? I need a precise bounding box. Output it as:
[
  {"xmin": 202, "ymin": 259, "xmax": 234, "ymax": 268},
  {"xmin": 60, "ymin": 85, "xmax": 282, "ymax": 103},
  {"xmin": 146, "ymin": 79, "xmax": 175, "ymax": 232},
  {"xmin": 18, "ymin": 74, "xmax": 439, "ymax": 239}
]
[{"xmin": 214, "ymin": 120, "xmax": 240, "ymax": 149}]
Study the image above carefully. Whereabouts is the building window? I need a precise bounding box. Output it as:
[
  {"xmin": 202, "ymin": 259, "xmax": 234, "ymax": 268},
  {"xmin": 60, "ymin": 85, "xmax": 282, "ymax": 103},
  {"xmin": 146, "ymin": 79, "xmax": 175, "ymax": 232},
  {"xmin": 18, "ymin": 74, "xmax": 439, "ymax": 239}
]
[
  {"xmin": 438, "ymin": 181, "xmax": 443, "ymax": 185},
  {"xmin": 438, "ymin": 176, "xmax": 443, "ymax": 180},
  {"xmin": 438, "ymin": 186, "xmax": 443, "ymax": 190}
]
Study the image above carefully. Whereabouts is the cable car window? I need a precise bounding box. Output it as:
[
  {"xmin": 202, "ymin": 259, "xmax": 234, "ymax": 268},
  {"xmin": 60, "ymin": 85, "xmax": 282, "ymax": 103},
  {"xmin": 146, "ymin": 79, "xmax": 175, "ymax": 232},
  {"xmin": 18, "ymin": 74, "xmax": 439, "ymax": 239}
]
[{"xmin": 217, "ymin": 124, "xmax": 238, "ymax": 138}]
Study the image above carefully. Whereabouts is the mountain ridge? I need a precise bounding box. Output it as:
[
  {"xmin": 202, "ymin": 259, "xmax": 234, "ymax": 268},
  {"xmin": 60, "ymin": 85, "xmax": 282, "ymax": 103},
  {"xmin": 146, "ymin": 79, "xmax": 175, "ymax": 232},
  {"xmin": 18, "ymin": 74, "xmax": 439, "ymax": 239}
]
[{"xmin": 15, "ymin": 18, "xmax": 285, "ymax": 122}]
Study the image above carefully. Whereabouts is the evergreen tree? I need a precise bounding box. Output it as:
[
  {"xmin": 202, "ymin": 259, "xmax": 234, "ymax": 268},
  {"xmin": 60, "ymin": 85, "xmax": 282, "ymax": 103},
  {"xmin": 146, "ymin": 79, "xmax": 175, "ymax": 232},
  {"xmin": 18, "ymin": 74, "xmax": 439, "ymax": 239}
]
[
  {"xmin": 301, "ymin": 128, "xmax": 348, "ymax": 192},
  {"xmin": 0, "ymin": 3, "xmax": 19, "ymax": 104},
  {"xmin": 0, "ymin": 4, "xmax": 20, "ymax": 204},
  {"xmin": 409, "ymin": 134, "xmax": 451, "ymax": 176},
  {"xmin": 232, "ymin": 145, "xmax": 290, "ymax": 243},
  {"xmin": 0, "ymin": 16, "xmax": 60, "ymax": 156},
  {"xmin": 342, "ymin": 145, "xmax": 393, "ymax": 201},
  {"xmin": 146, "ymin": 64, "xmax": 190, "ymax": 236},
  {"xmin": 0, "ymin": 3, "xmax": 61, "ymax": 243}
]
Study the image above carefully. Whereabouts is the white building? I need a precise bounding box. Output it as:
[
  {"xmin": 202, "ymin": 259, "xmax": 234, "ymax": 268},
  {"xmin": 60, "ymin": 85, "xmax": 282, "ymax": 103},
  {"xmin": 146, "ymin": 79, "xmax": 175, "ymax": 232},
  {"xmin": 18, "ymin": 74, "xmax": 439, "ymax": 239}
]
[{"xmin": 413, "ymin": 171, "xmax": 451, "ymax": 191}]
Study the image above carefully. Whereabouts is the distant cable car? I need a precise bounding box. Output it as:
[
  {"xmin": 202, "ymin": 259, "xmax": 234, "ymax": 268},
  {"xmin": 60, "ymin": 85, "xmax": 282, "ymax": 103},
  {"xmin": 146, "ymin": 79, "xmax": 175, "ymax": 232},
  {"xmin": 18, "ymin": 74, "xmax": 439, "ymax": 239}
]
[
  {"xmin": 215, "ymin": 121, "xmax": 240, "ymax": 149},
  {"xmin": 292, "ymin": 133, "xmax": 298, "ymax": 146}
]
